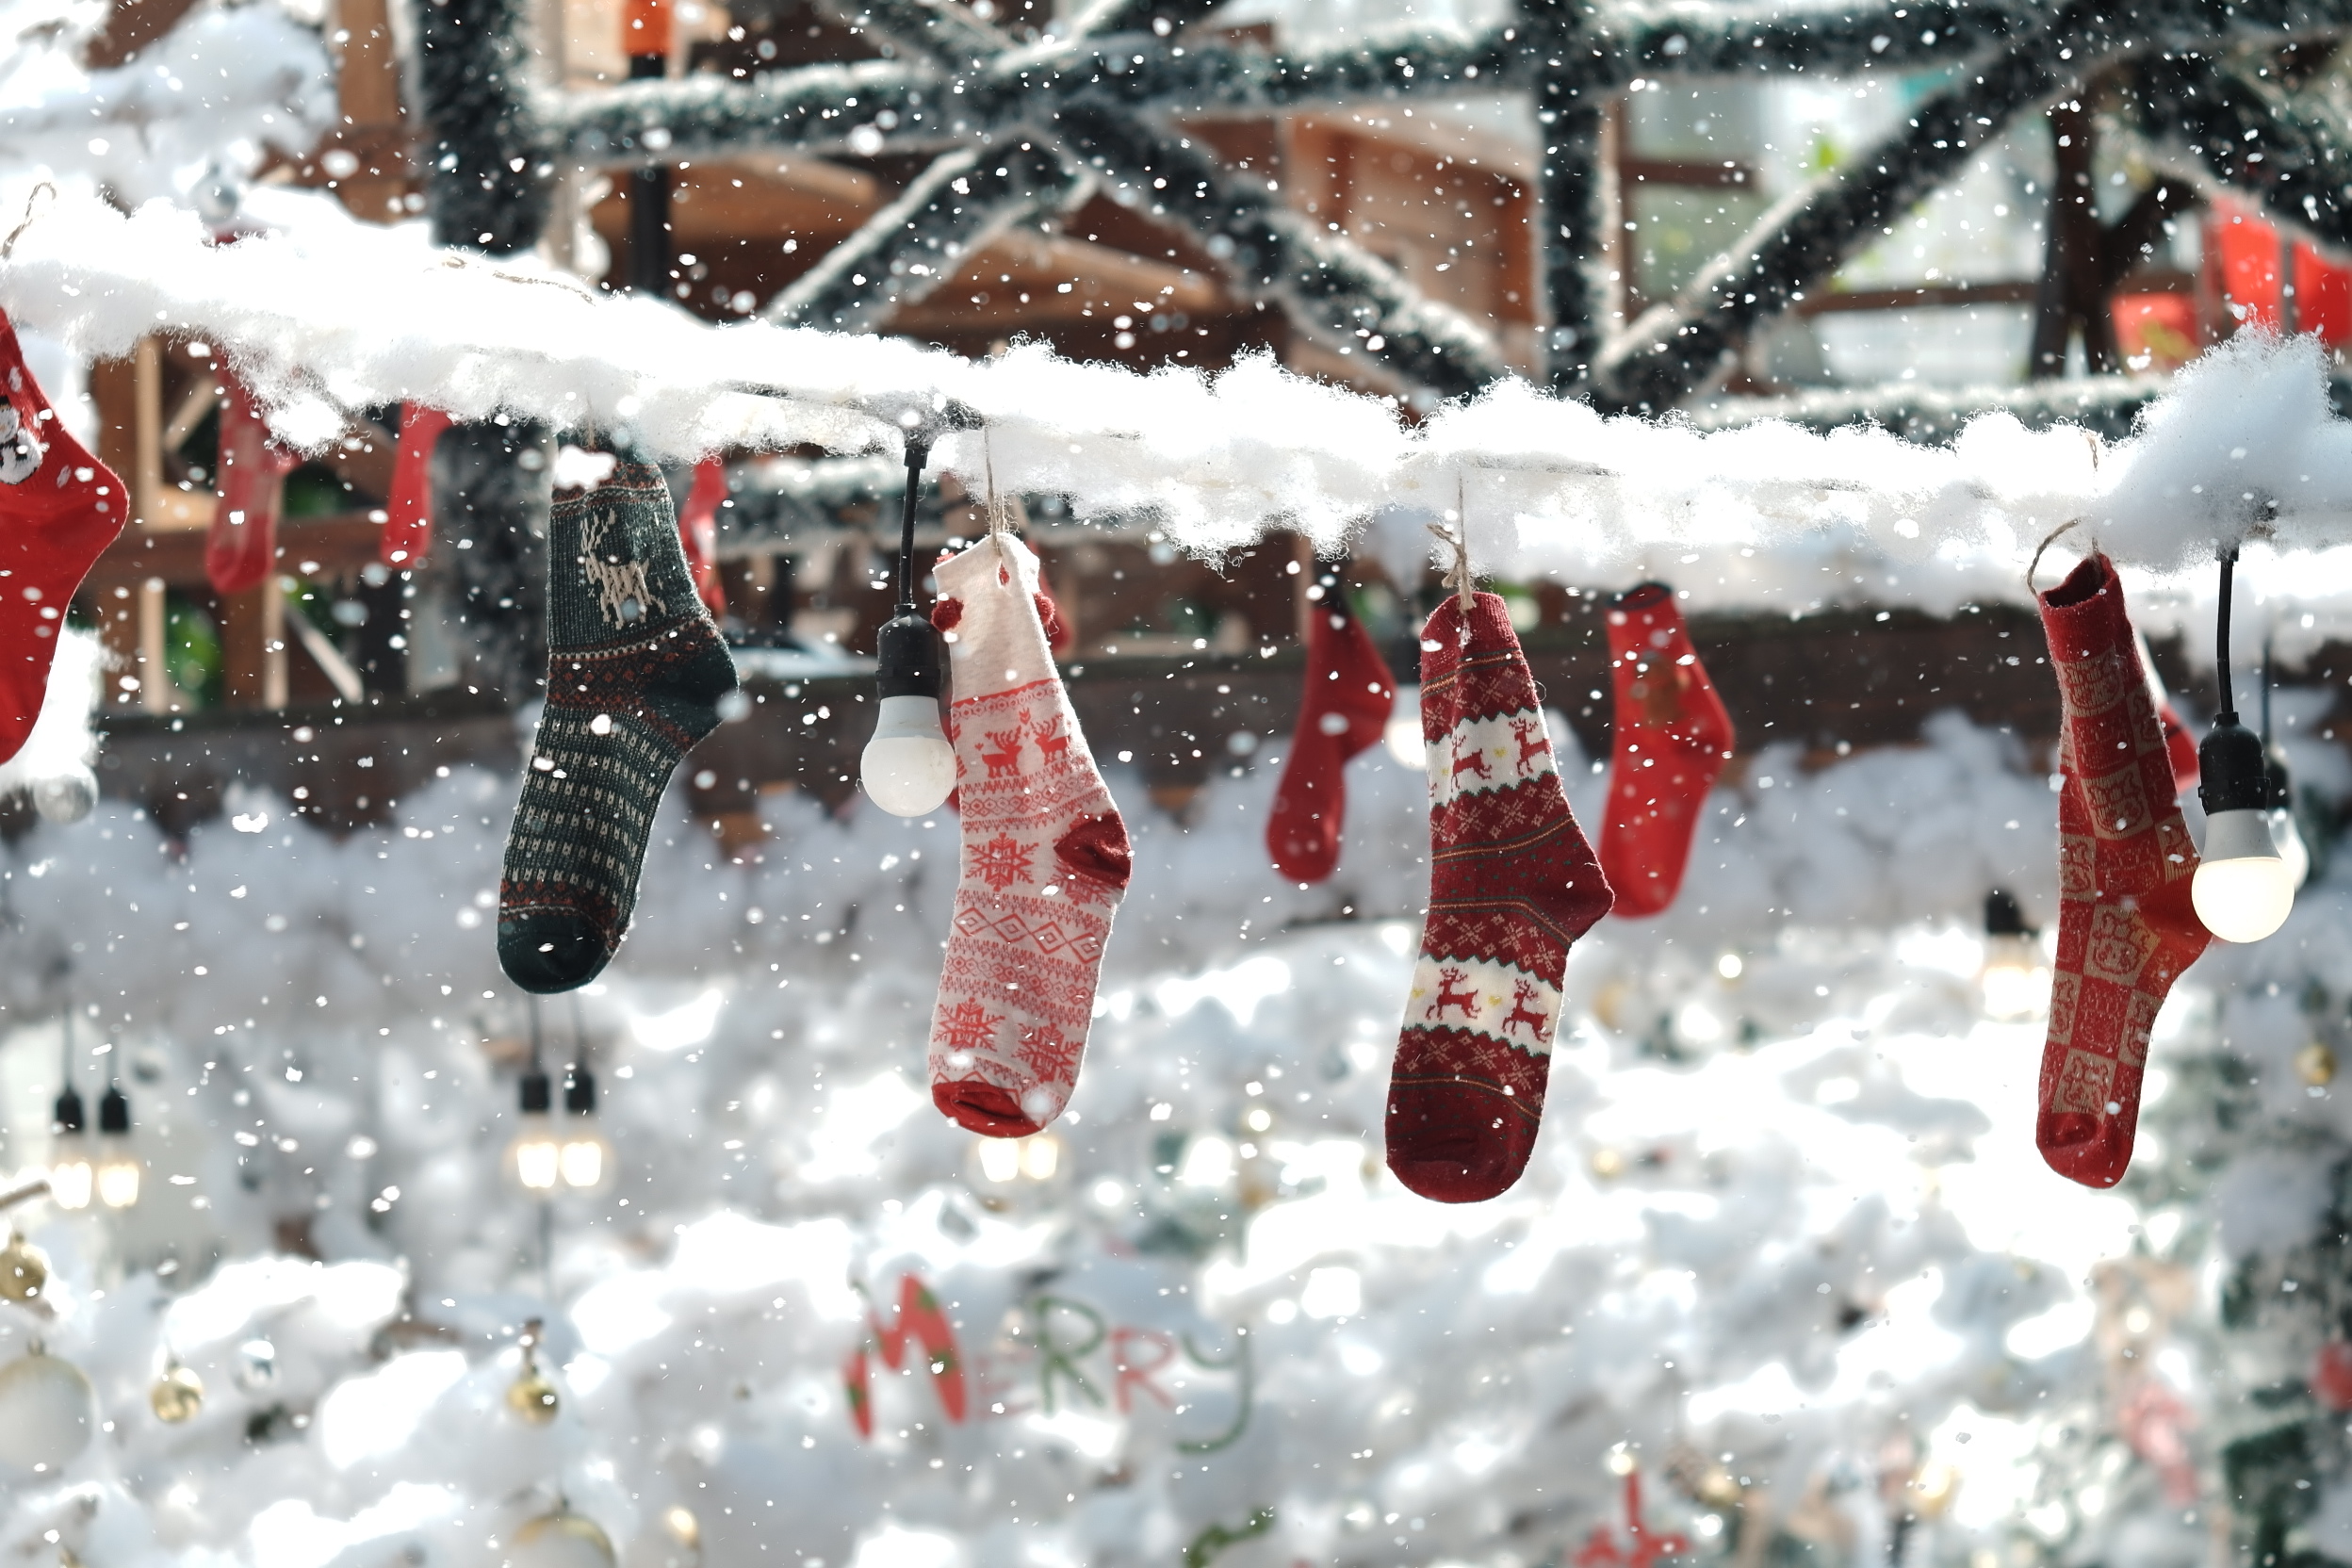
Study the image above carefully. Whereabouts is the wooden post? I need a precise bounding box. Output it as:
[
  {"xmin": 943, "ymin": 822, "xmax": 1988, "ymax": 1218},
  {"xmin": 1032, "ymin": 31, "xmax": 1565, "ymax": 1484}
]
[{"xmin": 139, "ymin": 578, "xmax": 170, "ymax": 714}]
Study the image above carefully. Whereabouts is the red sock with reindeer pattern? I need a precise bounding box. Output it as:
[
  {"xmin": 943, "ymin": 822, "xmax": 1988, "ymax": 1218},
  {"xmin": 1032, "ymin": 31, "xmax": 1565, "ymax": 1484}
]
[
  {"xmin": 928, "ymin": 534, "xmax": 1131, "ymax": 1137},
  {"xmin": 1386, "ymin": 591, "xmax": 1612, "ymax": 1202}
]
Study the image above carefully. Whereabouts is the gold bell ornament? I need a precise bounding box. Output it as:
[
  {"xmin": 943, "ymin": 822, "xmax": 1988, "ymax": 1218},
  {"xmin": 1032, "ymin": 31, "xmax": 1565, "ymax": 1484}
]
[
  {"xmin": 0, "ymin": 1230, "xmax": 48, "ymax": 1303},
  {"xmin": 507, "ymin": 1509, "xmax": 617, "ymax": 1568},
  {"xmin": 506, "ymin": 1317, "xmax": 560, "ymax": 1425},
  {"xmin": 0, "ymin": 1340, "xmax": 96, "ymax": 1471},
  {"xmin": 151, "ymin": 1361, "xmax": 204, "ymax": 1424}
]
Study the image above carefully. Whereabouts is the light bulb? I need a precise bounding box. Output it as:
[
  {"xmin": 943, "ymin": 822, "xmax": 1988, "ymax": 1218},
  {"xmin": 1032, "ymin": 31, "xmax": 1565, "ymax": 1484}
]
[
  {"xmin": 505, "ymin": 1070, "xmax": 562, "ymax": 1194},
  {"xmin": 95, "ymin": 1086, "xmax": 138, "ymax": 1210},
  {"xmin": 861, "ymin": 694, "xmax": 956, "ymax": 816},
  {"xmin": 2196, "ymin": 714, "xmax": 2293, "ymax": 944},
  {"xmin": 1981, "ymin": 937, "xmax": 2050, "ymax": 1021},
  {"xmin": 96, "ymin": 1151, "xmax": 140, "ymax": 1210},
  {"xmin": 2194, "ymin": 809, "xmax": 2295, "ymax": 942},
  {"xmin": 560, "ymin": 1125, "xmax": 614, "ymax": 1192},
  {"xmin": 48, "ymin": 1086, "xmax": 90, "ymax": 1210},
  {"xmin": 1384, "ymin": 686, "xmax": 1425, "ymax": 767},
  {"xmin": 47, "ymin": 1149, "xmax": 91, "ymax": 1212}
]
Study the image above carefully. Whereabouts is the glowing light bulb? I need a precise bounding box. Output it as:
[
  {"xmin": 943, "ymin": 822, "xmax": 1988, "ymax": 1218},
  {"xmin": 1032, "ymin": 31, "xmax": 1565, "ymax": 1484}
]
[
  {"xmin": 95, "ymin": 1086, "xmax": 139, "ymax": 1210},
  {"xmin": 2194, "ymin": 809, "xmax": 2295, "ymax": 942},
  {"xmin": 1383, "ymin": 686, "xmax": 1425, "ymax": 767},
  {"xmin": 505, "ymin": 1071, "xmax": 563, "ymax": 1195},
  {"xmin": 2195, "ymin": 712, "xmax": 2293, "ymax": 944},
  {"xmin": 47, "ymin": 1086, "xmax": 90, "ymax": 1211},
  {"xmin": 861, "ymin": 695, "xmax": 956, "ymax": 816},
  {"xmin": 1979, "ymin": 889, "xmax": 2049, "ymax": 1021},
  {"xmin": 558, "ymin": 1069, "xmax": 616, "ymax": 1193}
]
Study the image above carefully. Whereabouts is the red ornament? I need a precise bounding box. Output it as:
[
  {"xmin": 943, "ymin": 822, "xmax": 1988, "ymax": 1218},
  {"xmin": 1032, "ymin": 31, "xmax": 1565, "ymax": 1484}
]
[
  {"xmin": 1573, "ymin": 1470, "xmax": 1689, "ymax": 1568},
  {"xmin": 2312, "ymin": 1342, "xmax": 2352, "ymax": 1412}
]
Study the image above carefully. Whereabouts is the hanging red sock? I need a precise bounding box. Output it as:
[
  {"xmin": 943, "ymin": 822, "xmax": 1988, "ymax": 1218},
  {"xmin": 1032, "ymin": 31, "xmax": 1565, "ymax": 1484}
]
[
  {"xmin": 1267, "ymin": 568, "xmax": 1395, "ymax": 884},
  {"xmin": 2133, "ymin": 629, "xmax": 2199, "ymax": 797},
  {"xmin": 205, "ymin": 370, "xmax": 296, "ymax": 596},
  {"xmin": 2036, "ymin": 554, "xmax": 2211, "ymax": 1188},
  {"xmin": 1387, "ymin": 591, "xmax": 1611, "ymax": 1202},
  {"xmin": 1599, "ymin": 583, "xmax": 1734, "ymax": 918},
  {"xmin": 382, "ymin": 403, "xmax": 452, "ymax": 568},
  {"xmin": 678, "ymin": 456, "xmax": 727, "ymax": 616},
  {"xmin": 0, "ymin": 311, "xmax": 126, "ymax": 764}
]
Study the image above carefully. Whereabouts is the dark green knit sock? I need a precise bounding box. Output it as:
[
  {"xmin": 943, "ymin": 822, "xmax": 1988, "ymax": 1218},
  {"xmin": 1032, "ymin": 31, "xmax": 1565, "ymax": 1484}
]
[{"xmin": 498, "ymin": 458, "xmax": 738, "ymax": 993}]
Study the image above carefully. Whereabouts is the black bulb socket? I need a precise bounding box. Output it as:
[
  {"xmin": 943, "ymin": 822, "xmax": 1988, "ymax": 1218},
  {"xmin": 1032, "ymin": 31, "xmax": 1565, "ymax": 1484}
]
[
  {"xmin": 1984, "ymin": 888, "xmax": 2032, "ymax": 939},
  {"xmin": 876, "ymin": 609, "xmax": 945, "ymax": 701},
  {"xmin": 98, "ymin": 1086, "xmax": 130, "ymax": 1135},
  {"xmin": 564, "ymin": 1068, "xmax": 596, "ymax": 1116},
  {"xmin": 2199, "ymin": 713, "xmax": 2270, "ymax": 816},
  {"xmin": 52, "ymin": 1086, "xmax": 85, "ymax": 1135},
  {"xmin": 519, "ymin": 1070, "xmax": 553, "ymax": 1116}
]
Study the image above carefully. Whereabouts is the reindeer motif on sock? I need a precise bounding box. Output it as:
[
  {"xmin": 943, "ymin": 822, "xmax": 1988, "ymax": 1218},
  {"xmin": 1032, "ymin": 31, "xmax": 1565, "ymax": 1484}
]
[
  {"xmin": 1427, "ymin": 966, "xmax": 1478, "ymax": 1021},
  {"xmin": 581, "ymin": 510, "xmax": 665, "ymax": 629},
  {"xmin": 1510, "ymin": 718, "xmax": 1548, "ymax": 773},
  {"xmin": 1501, "ymin": 979, "xmax": 1550, "ymax": 1040}
]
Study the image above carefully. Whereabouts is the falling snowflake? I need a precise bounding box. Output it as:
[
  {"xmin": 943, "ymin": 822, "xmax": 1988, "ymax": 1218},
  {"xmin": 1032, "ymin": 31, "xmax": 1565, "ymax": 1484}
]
[
  {"xmin": 1015, "ymin": 1023, "xmax": 1081, "ymax": 1084},
  {"xmin": 939, "ymin": 999, "xmax": 1000, "ymax": 1054},
  {"xmin": 972, "ymin": 833, "xmax": 1034, "ymax": 891}
]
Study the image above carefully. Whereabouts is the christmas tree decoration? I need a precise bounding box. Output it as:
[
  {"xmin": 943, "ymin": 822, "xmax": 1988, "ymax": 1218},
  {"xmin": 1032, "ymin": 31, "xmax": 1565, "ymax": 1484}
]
[
  {"xmin": 0, "ymin": 307, "xmax": 125, "ymax": 768},
  {"xmin": 498, "ymin": 458, "xmax": 737, "ymax": 994},
  {"xmin": 860, "ymin": 439, "xmax": 956, "ymax": 819},
  {"xmin": 1597, "ymin": 583, "xmax": 1734, "ymax": 918},
  {"xmin": 0, "ymin": 1342, "xmax": 95, "ymax": 1472},
  {"xmin": 149, "ymin": 1362, "xmax": 204, "ymax": 1424},
  {"xmin": 203, "ymin": 368, "xmax": 297, "ymax": 596},
  {"xmin": 2034, "ymin": 553, "xmax": 2210, "ymax": 1188},
  {"xmin": 232, "ymin": 1338, "xmax": 277, "ymax": 1393},
  {"xmin": 2192, "ymin": 552, "xmax": 2293, "ymax": 945},
  {"xmin": 0, "ymin": 1231, "xmax": 46, "ymax": 1303},
  {"xmin": 1980, "ymin": 889, "xmax": 2049, "ymax": 1021},
  {"xmin": 2297, "ymin": 1042, "xmax": 2337, "ymax": 1087},
  {"xmin": 383, "ymin": 402, "xmax": 454, "ymax": 568},
  {"xmin": 1266, "ymin": 561, "xmax": 1395, "ymax": 885},
  {"xmin": 30, "ymin": 765, "xmax": 95, "ymax": 825},
  {"xmin": 2314, "ymin": 1343, "xmax": 2352, "ymax": 1413},
  {"xmin": 928, "ymin": 531, "xmax": 1131, "ymax": 1137},
  {"xmin": 508, "ymin": 1508, "xmax": 617, "ymax": 1568},
  {"xmin": 506, "ymin": 1319, "xmax": 560, "ymax": 1425},
  {"xmin": 678, "ymin": 457, "xmax": 727, "ymax": 617},
  {"xmin": 1386, "ymin": 559, "xmax": 1610, "ymax": 1203},
  {"xmin": 94, "ymin": 1084, "xmax": 139, "ymax": 1210}
]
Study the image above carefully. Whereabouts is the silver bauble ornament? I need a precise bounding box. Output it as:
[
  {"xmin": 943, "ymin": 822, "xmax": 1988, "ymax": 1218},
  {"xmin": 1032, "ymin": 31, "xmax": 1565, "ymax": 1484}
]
[
  {"xmin": 31, "ymin": 766, "xmax": 96, "ymax": 825},
  {"xmin": 0, "ymin": 1348, "xmax": 94, "ymax": 1470}
]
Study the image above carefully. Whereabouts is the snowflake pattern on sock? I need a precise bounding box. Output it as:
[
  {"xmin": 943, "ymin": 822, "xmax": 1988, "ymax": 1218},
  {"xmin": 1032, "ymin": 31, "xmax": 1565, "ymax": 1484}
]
[{"xmin": 928, "ymin": 537, "xmax": 1131, "ymax": 1136}]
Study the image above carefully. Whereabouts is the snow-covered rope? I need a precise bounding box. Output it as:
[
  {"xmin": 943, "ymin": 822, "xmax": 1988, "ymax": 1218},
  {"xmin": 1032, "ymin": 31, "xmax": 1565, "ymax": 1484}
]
[{"xmin": 15, "ymin": 188, "xmax": 2352, "ymax": 645}]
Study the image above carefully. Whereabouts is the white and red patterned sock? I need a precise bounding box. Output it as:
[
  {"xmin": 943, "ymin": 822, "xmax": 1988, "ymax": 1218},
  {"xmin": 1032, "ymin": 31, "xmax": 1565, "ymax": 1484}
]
[
  {"xmin": 1388, "ymin": 591, "xmax": 1612, "ymax": 1202},
  {"xmin": 928, "ymin": 536, "xmax": 1131, "ymax": 1136}
]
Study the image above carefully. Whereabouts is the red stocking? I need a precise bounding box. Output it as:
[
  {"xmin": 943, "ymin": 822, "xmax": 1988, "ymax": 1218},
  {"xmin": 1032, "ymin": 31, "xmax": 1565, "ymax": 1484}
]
[
  {"xmin": 679, "ymin": 457, "xmax": 727, "ymax": 616},
  {"xmin": 382, "ymin": 403, "xmax": 452, "ymax": 568},
  {"xmin": 2035, "ymin": 554, "xmax": 2210, "ymax": 1187},
  {"xmin": 205, "ymin": 370, "xmax": 296, "ymax": 596},
  {"xmin": 1598, "ymin": 583, "xmax": 1735, "ymax": 918},
  {"xmin": 1267, "ymin": 573, "xmax": 1395, "ymax": 884},
  {"xmin": 0, "ymin": 310, "xmax": 127, "ymax": 763}
]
